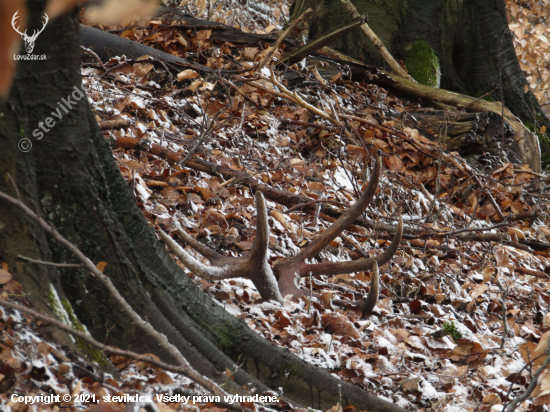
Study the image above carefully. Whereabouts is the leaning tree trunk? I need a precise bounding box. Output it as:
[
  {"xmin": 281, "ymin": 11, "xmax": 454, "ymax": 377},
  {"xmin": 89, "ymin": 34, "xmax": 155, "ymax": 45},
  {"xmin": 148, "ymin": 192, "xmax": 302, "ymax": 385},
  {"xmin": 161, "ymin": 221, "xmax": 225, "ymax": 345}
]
[
  {"xmin": 0, "ymin": 2, "xmax": 406, "ymax": 412},
  {"xmin": 292, "ymin": 0, "xmax": 550, "ymax": 163}
]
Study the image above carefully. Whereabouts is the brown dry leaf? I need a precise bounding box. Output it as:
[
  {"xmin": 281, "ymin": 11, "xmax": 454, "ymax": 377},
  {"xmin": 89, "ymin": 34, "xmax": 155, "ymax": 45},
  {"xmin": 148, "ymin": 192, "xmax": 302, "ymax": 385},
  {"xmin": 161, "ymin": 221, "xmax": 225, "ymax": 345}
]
[
  {"xmin": 390, "ymin": 329, "xmax": 410, "ymax": 342},
  {"xmin": 0, "ymin": 269, "xmax": 12, "ymax": 285},
  {"xmin": 273, "ymin": 310, "xmax": 292, "ymax": 329},
  {"xmin": 321, "ymin": 312, "xmax": 360, "ymax": 339},
  {"xmin": 196, "ymin": 30, "xmax": 212, "ymax": 40},
  {"xmin": 507, "ymin": 227, "xmax": 526, "ymax": 240},
  {"xmin": 470, "ymin": 284, "xmax": 488, "ymax": 299},
  {"xmin": 482, "ymin": 267, "xmax": 494, "ymax": 283},
  {"xmin": 451, "ymin": 340, "xmax": 488, "ymax": 366},
  {"xmin": 384, "ymin": 155, "xmax": 405, "ymax": 173},
  {"xmin": 189, "ymin": 79, "xmax": 202, "ymax": 92},
  {"xmin": 154, "ymin": 371, "xmax": 174, "ymax": 384},
  {"xmin": 270, "ymin": 210, "xmax": 291, "ymax": 231},
  {"xmin": 481, "ymin": 393, "xmax": 501, "ymax": 404},
  {"xmin": 0, "ymin": 0, "xmax": 25, "ymax": 98},
  {"xmin": 400, "ymin": 377, "xmax": 421, "ymax": 392},
  {"xmin": 195, "ymin": 187, "xmax": 211, "ymax": 200},
  {"xmin": 494, "ymin": 248, "xmax": 510, "ymax": 268},
  {"xmin": 96, "ymin": 262, "xmax": 108, "ymax": 273},
  {"xmin": 243, "ymin": 47, "xmax": 260, "ymax": 60},
  {"xmin": 177, "ymin": 69, "xmax": 199, "ymax": 81},
  {"xmin": 320, "ymin": 291, "xmax": 333, "ymax": 310},
  {"xmin": 85, "ymin": 0, "xmax": 160, "ymax": 24}
]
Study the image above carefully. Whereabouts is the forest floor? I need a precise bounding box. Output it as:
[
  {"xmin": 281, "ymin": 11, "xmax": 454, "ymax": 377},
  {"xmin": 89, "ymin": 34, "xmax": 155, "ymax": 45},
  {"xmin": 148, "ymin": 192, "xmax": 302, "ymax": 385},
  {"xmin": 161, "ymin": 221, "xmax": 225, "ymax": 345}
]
[{"xmin": 1, "ymin": 1, "xmax": 550, "ymax": 412}]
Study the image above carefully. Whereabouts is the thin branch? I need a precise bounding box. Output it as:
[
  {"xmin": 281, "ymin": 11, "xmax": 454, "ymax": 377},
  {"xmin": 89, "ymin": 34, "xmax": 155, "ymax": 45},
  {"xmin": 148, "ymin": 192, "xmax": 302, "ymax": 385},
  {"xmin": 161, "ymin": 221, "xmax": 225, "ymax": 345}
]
[
  {"xmin": 0, "ymin": 190, "xmax": 226, "ymax": 398},
  {"xmin": 17, "ymin": 255, "xmax": 84, "ymax": 268},
  {"xmin": 284, "ymin": 199, "xmax": 351, "ymax": 214},
  {"xmin": 0, "ymin": 300, "xmax": 241, "ymax": 410},
  {"xmin": 504, "ymin": 338, "xmax": 550, "ymax": 412},
  {"xmin": 255, "ymin": 8, "xmax": 312, "ymax": 73}
]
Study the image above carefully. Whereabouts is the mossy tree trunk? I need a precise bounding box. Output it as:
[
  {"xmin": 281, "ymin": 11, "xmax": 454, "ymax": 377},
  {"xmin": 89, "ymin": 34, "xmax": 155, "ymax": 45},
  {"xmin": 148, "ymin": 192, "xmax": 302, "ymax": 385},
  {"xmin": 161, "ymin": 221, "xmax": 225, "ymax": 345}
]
[
  {"xmin": 291, "ymin": 0, "xmax": 550, "ymax": 162},
  {"xmin": 0, "ymin": 2, "xmax": 406, "ymax": 412}
]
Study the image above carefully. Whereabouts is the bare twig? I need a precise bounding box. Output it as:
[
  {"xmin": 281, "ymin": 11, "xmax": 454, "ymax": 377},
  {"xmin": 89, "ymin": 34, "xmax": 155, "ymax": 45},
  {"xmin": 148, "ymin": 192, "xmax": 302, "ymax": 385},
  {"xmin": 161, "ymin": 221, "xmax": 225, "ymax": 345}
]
[
  {"xmin": 504, "ymin": 338, "xmax": 550, "ymax": 412},
  {"xmin": 284, "ymin": 199, "xmax": 350, "ymax": 214},
  {"xmin": 81, "ymin": 45, "xmax": 108, "ymax": 72},
  {"xmin": 0, "ymin": 190, "xmax": 226, "ymax": 398},
  {"xmin": 17, "ymin": 255, "xmax": 84, "ymax": 268},
  {"xmin": 255, "ymin": 8, "xmax": 312, "ymax": 73},
  {"xmin": 0, "ymin": 300, "xmax": 241, "ymax": 409}
]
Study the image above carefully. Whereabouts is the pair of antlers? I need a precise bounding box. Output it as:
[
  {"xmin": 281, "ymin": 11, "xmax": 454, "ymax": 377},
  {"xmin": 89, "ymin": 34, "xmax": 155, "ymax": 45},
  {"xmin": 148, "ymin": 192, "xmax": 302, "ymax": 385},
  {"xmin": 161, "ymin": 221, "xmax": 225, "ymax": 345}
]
[{"xmin": 159, "ymin": 151, "xmax": 403, "ymax": 314}]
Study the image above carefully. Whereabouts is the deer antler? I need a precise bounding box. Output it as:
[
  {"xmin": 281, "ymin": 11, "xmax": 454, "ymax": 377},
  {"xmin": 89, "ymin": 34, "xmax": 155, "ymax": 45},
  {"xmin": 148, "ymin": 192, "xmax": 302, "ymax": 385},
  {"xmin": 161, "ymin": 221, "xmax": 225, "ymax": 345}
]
[
  {"xmin": 158, "ymin": 191, "xmax": 283, "ymax": 302},
  {"xmin": 274, "ymin": 150, "xmax": 403, "ymax": 297},
  {"xmin": 159, "ymin": 150, "xmax": 402, "ymax": 309},
  {"xmin": 330, "ymin": 261, "xmax": 381, "ymax": 317}
]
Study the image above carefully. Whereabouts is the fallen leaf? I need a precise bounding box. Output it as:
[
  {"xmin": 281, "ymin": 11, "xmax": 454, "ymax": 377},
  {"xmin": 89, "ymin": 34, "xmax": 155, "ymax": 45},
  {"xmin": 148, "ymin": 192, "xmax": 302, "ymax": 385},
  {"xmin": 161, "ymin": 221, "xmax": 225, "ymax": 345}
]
[
  {"xmin": 0, "ymin": 269, "xmax": 12, "ymax": 285},
  {"xmin": 177, "ymin": 69, "xmax": 199, "ymax": 81},
  {"xmin": 96, "ymin": 262, "xmax": 108, "ymax": 273},
  {"xmin": 321, "ymin": 313, "xmax": 360, "ymax": 339}
]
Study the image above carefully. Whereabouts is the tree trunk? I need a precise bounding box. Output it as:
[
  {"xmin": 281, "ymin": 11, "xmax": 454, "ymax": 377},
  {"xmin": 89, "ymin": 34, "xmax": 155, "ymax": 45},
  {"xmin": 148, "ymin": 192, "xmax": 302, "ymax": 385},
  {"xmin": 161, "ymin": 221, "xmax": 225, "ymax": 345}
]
[
  {"xmin": 0, "ymin": 2, "xmax": 406, "ymax": 412},
  {"xmin": 291, "ymin": 0, "xmax": 550, "ymax": 163}
]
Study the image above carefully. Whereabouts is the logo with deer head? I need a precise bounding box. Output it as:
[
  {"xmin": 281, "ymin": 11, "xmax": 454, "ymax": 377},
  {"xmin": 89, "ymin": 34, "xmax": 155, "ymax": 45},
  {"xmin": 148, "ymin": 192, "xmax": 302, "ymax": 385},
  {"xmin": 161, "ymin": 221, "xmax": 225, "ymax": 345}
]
[{"xmin": 12, "ymin": 11, "xmax": 49, "ymax": 54}]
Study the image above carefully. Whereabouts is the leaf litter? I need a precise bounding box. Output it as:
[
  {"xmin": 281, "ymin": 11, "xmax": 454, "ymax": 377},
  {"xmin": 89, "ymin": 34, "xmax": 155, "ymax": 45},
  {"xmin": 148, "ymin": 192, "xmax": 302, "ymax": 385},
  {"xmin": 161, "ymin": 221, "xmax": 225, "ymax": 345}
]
[{"xmin": 3, "ymin": 1, "xmax": 550, "ymax": 412}]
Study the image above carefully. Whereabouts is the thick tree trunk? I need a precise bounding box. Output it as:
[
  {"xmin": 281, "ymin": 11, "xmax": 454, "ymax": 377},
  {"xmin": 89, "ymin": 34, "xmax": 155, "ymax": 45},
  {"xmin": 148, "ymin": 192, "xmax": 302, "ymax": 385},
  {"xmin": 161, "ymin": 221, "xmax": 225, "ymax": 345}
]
[
  {"xmin": 0, "ymin": 3, "xmax": 406, "ymax": 412},
  {"xmin": 292, "ymin": 0, "xmax": 550, "ymax": 163}
]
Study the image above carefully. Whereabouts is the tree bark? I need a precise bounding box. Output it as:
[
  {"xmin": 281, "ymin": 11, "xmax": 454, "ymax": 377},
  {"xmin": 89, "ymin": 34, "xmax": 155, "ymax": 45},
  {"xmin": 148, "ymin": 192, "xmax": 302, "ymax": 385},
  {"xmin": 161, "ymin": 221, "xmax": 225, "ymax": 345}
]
[
  {"xmin": 291, "ymin": 0, "xmax": 550, "ymax": 163},
  {"xmin": 0, "ymin": 2, "xmax": 407, "ymax": 412}
]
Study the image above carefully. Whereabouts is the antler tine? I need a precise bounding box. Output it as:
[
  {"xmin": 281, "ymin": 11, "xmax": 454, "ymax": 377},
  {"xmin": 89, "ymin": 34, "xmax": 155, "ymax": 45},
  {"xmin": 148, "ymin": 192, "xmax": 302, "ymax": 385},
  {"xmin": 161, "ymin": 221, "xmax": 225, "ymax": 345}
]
[
  {"xmin": 175, "ymin": 226, "xmax": 230, "ymax": 265},
  {"xmin": 275, "ymin": 150, "xmax": 383, "ymax": 297},
  {"xmin": 247, "ymin": 191, "xmax": 270, "ymax": 265},
  {"xmin": 158, "ymin": 229, "xmax": 235, "ymax": 281},
  {"xmin": 291, "ymin": 150, "xmax": 381, "ymax": 264},
  {"xmin": 360, "ymin": 261, "xmax": 379, "ymax": 315},
  {"xmin": 298, "ymin": 216, "xmax": 403, "ymax": 277}
]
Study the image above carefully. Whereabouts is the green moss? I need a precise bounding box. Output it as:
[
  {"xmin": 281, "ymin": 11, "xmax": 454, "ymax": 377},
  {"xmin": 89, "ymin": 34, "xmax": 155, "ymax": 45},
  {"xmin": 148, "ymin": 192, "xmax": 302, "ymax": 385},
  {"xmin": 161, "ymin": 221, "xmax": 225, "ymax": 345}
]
[
  {"xmin": 61, "ymin": 298, "xmax": 110, "ymax": 366},
  {"xmin": 47, "ymin": 284, "xmax": 72, "ymax": 331},
  {"xmin": 405, "ymin": 40, "xmax": 441, "ymax": 88},
  {"xmin": 212, "ymin": 321, "xmax": 238, "ymax": 353},
  {"xmin": 278, "ymin": 363, "xmax": 303, "ymax": 380},
  {"xmin": 47, "ymin": 284, "xmax": 109, "ymax": 366},
  {"xmin": 442, "ymin": 320, "xmax": 473, "ymax": 342}
]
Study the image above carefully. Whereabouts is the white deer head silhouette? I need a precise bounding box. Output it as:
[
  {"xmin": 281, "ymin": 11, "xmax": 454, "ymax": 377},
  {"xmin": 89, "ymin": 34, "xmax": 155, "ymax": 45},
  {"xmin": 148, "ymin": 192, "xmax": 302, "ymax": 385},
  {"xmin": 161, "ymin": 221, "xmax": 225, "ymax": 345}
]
[{"xmin": 12, "ymin": 11, "xmax": 49, "ymax": 54}]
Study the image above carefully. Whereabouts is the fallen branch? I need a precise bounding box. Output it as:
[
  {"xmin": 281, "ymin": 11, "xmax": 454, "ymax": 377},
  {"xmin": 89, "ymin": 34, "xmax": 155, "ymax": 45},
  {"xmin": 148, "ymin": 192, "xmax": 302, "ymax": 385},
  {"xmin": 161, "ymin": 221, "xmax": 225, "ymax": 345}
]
[
  {"xmin": 280, "ymin": 13, "xmax": 368, "ymax": 66},
  {"xmin": 514, "ymin": 266, "xmax": 549, "ymax": 279},
  {"xmin": 504, "ymin": 337, "xmax": 550, "ymax": 411},
  {"xmin": 381, "ymin": 71, "xmax": 542, "ymax": 172}
]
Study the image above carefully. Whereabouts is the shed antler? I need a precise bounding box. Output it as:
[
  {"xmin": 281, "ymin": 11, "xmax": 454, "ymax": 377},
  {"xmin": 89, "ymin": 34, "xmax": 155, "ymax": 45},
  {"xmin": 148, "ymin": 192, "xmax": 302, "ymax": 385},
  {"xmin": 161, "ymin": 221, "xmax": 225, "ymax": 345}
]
[{"xmin": 159, "ymin": 150, "xmax": 402, "ymax": 309}]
